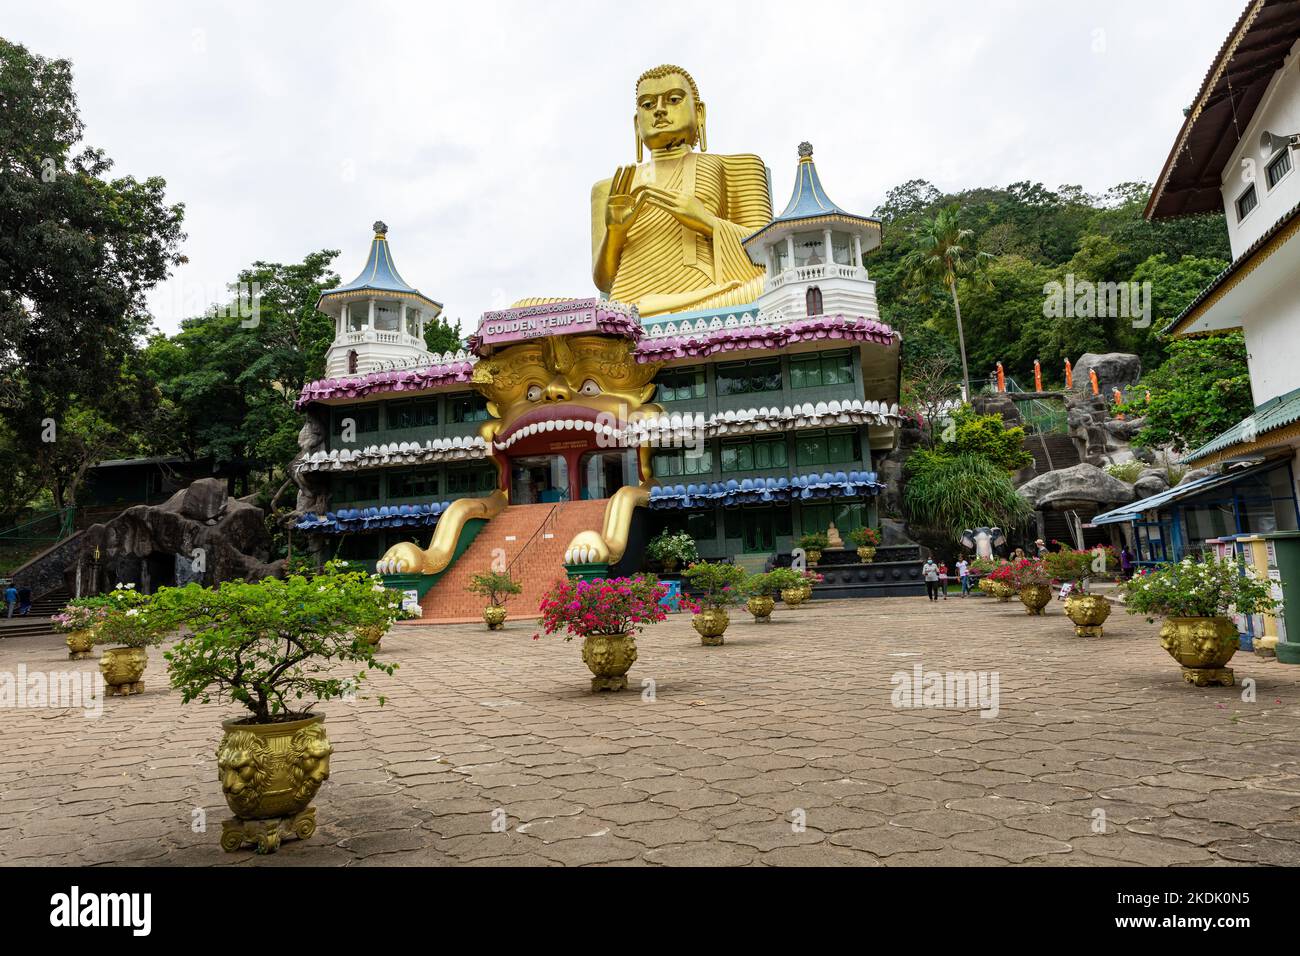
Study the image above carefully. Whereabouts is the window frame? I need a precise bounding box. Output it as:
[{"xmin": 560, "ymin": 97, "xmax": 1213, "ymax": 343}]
[{"xmin": 1236, "ymin": 182, "xmax": 1258, "ymax": 222}]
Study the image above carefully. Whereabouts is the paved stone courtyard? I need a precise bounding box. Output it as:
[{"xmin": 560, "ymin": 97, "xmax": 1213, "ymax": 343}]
[{"xmin": 2, "ymin": 594, "xmax": 1300, "ymax": 867}]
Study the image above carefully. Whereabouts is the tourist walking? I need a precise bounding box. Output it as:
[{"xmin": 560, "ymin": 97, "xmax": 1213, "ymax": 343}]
[
  {"xmin": 957, "ymin": 557, "xmax": 971, "ymax": 597},
  {"xmin": 922, "ymin": 558, "xmax": 940, "ymax": 601},
  {"xmin": 1035, "ymin": 538, "xmax": 1049, "ymax": 558},
  {"xmin": 1120, "ymin": 545, "xmax": 1134, "ymax": 581},
  {"xmin": 16, "ymin": 587, "xmax": 31, "ymax": 616},
  {"xmin": 938, "ymin": 562, "xmax": 949, "ymax": 600},
  {"xmin": 3, "ymin": 584, "xmax": 15, "ymax": 619}
]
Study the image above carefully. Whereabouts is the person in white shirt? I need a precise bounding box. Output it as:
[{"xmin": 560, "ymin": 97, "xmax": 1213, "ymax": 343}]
[{"xmin": 956, "ymin": 558, "xmax": 971, "ymax": 597}]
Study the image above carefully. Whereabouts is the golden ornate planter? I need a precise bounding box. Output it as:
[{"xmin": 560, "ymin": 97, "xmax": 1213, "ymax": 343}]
[
  {"xmin": 483, "ymin": 606, "xmax": 507, "ymax": 630},
  {"xmin": 356, "ymin": 624, "xmax": 387, "ymax": 649},
  {"xmin": 1064, "ymin": 593, "xmax": 1111, "ymax": 637},
  {"xmin": 99, "ymin": 646, "xmax": 147, "ymax": 696},
  {"xmin": 1160, "ymin": 616, "xmax": 1239, "ymax": 687},
  {"xmin": 217, "ymin": 713, "xmax": 332, "ymax": 853},
  {"xmin": 660, "ymin": 557, "xmax": 678, "ymax": 574},
  {"xmin": 581, "ymin": 633, "xmax": 637, "ymax": 692},
  {"xmin": 781, "ymin": 587, "xmax": 805, "ymax": 608},
  {"xmin": 66, "ymin": 628, "xmax": 95, "ymax": 661},
  {"xmin": 746, "ymin": 596, "xmax": 774, "ymax": 623},
  {"xmin": 980, "ymin": 580, "xmax": 1013, "ymax": 602},
  {"xmin": 856, "ymin": 546, "xmax": 877, "ymax": 563},
  {"xmin": 805, "ymin": 550, "xmax": 822, "ymax": 566},
  {"xmin": 1018, "ymin": 584, "xmax": 1051, "ymax": 615},
  {"xmin": 693, "ymin": 609, "xmax": 730, "ymax": 645}
]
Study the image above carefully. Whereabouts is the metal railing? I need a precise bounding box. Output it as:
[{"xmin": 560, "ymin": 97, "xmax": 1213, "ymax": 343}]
[
  {"xmin": 506, "ymin": 504, "xmax": 559, "ymax": 576},
  {"xmin": 981, "ymin": 375, "xmax": 1069, "ymax": 435}
]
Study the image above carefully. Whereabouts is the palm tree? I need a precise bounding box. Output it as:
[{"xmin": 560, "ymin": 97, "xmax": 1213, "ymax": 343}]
[{"xmin": 899, "ymin": 203, "xmax": 992, "ymax": 401}]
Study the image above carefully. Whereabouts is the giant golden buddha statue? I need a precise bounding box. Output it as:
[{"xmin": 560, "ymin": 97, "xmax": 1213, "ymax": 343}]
[{"xmin": 591, "ymin": 65, "xmax": 772, "ymax": 316}]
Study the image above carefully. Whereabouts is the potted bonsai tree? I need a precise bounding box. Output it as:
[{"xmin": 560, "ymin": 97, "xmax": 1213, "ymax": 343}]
[
  {"xmin": 646, "ymin": 530, "xmax": 698, "ymax": 574},
  {"xmin": 51, "ymin": 597, "xmax": 107, "ymax": 660},
  {"xmin": 1044, "ymin": 547, "xmax": 1113, "ymax": 636},
  {"xmin": 1122, "ymin": 556, "xmax": 1279, "ymax": 687},
  {"xmin": 682, "ymin": 561, "xmax": 747, "ymax": 644},
  {"xmin": 467, "ymin": 570, "xmax": 523, "ymax": 630},
  {"xmin": 759, "ymin": 564, "xmax": 800, "ymax": 608},
  {"xmin": 797, "ymin": 532, "xmax": 830, "ymax": 566},
  {"xmin": 90, "ymin": 585, "xmax": 169, "ymax": 696},
  {"xmin": 743, "ymin": 572, "xmax": 778, "ymax": 623},
  {"xmin": 849, "ymin": 526, "xmax": 881, "ymax": 563},
  {"xmin": 155, "ymin": 561, "xmax": 400, "ymax": 853},
  {"xmin": 535, "ymin": 575, "xmax": 671, "ymax": 692},
  {"xmin": 1006, "ymin": 558, "xmax": 1052, "ymax": 615}
]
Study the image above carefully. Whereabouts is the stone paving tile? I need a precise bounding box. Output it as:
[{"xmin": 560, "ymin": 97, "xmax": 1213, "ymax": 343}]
[{"xmin": 1, "ymin": 596, "xmax": 1299, "ymax": 866}]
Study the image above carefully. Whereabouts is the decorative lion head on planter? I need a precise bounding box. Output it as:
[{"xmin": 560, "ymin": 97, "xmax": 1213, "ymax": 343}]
[{"xmin": 216, "ymin": 730, "xmax": 272, "ymax": 818}]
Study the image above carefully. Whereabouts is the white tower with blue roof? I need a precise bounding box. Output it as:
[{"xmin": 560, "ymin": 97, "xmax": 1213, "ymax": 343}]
[
  {"xmin": 319, "ymin": 222, "xmax": 445, "ymax": 376},
  {"xmin": 743, "ymin": 143, "xmax": 883, "ymax": 323}
]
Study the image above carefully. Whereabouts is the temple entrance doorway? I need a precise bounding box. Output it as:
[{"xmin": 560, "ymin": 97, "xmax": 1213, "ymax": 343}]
[
  {"xmin": 510, "ymin": 455, "xmax": 569, "ymax": 504},
  {"xmin": 581, "ymin": 450, "xmax": 636, "ymax": 500}
]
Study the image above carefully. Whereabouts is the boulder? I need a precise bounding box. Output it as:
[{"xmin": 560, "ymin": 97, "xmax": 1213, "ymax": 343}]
[
  {"xmin": 171, "ymin": 477, "xmax": 229, "ymax": 523},
  {"xmin": 1133, "ymin": 468, "xmax": 1171, "ymax": 499},
  {"xmin": 879, "ymin": 517, "xmax": 917, "ymax": 547},
  {"xmin": 1073, "ymin": 353, "xmax": 1142, "ymax": 394},
  {"xmin": 1017, "ymin": 463, "xmax": 1137, "ymax": 511}
]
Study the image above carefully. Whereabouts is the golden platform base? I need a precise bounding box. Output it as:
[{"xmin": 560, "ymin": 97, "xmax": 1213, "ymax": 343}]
[
  {"xmin": 221, "ymin": 806, "xmax": 317, "ymax": 854},
  {"xmin": 1181, "ymin": 667, "xmax": 1234, "ymax": 687}
]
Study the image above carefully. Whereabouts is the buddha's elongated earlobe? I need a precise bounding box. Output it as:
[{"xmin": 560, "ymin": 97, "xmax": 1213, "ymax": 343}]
[
  {"xmin": 697, "ymin": 103, "xmax": 707, "ymax": 152},
  {"xmin": 634, "ymin": 116, "xmax": 643, "ymax": 163}
]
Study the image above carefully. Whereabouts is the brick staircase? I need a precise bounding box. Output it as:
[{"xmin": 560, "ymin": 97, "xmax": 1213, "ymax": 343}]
[{"xmin": 417, "ymin": 499, "xmax": 609, "ymax": 623}]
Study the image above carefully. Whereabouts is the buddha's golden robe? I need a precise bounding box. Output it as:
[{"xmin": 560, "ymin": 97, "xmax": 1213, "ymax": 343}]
[{"xmin": 591, "ymin": 152, "xmax": 772, "ymax": 317}]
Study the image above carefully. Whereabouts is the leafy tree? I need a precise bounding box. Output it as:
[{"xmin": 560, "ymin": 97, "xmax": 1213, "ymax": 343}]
[
  {"xmin": 0, "ymin": 38, "xmax": 185, "ymax": 507},
  {"xmin": 424, "ymin": 316, "xmax": 463, "ymax": 355},
  {"xmin": 1126, "ymin": 334, "xmax": 1252, "ymax": 453},
  {"xmin": 1119, "ymin": 253, "xmax": 1228, "ymax": 369},
  {"xmin": 935, "ymin": 406, "xmax": 1033, "ymax": 471},
  {"xmin": 142, "ymin": 251, "xmax": 340, "ymax": 503},
  {"xmin": 899, "ymin": 203, "xmax": 993, "ymax": 400}
]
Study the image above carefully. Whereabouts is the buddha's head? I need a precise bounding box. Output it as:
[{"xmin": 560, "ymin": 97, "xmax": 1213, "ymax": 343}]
[{"xmin": 634, "ymin": 64, "xmax": 706, "ymax": 156}]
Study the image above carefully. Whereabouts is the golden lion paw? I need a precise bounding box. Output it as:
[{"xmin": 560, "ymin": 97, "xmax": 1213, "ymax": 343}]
[
  {"xmin": 376, "ymin": 542, "xmax": 427, "ymax": 575},
  {"xmin": 564, "ymin": 531, "xmax": 610, "ymax": 566}
]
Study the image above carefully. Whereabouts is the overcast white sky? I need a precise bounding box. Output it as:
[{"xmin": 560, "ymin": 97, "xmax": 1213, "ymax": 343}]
[{"xmin": 8, "ymin": 0, "xmax": 1243, "ymax": 335}]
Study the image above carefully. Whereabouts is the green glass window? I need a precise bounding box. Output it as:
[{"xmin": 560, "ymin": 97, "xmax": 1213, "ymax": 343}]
[
  {"xmin": 753, "ymin": 437, "xmax": 787, "ymax": 469},
  {"xmin": 790, "ymin": 350, "xmax": 853, "ymax": 389},
  {"xmin": 656, "ymin": 366, "xmax": 706, "ymax": 402},
  {"xmin": 387, "ymin": 400, "xmax": 438, "ymax": 430},
  {"xmin": 446, "ymin": 466, "xmax": 496, "ymax": 494},
  {"xmin": 449, "ymin": 393, "xmax": 490, "ymax": 423},
  {"xmin": 720, "ymin": 440, "xmax": 754, "ymax": 473},
  {"xmin": 388, "ymin": 469, "xmax": 439, "ymax": 498},
  {"xmin": 652, "ymin": 448, "xmax": 712, "ymax": 478},
  {"xmin": 716, "ymin": 358, "xmax": 781, "ymax": 396},
  {"xmin": 332, "ymin": 406, "xmax": 379, "ymax": 435},
  {"xmin": 795, "ymin": 428, "xmax": 860, "ymax": 466},
  {"xmin": 339, "ymin": 474, "xmax": 380, "ymax": 501}
]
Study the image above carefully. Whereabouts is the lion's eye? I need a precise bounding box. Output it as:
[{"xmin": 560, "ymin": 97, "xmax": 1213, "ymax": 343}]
[
  {"xmin": 579, "ymin": 379, "xmax": 601, "ymax": 397},
  {"xmin": 526, "ymin": 385, "xmax": 543, "ymax": 402}
]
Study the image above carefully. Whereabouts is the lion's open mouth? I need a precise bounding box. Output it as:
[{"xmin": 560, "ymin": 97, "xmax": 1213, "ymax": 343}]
[{"xmin": 494, "ymin": 404, "xmax": 621, "ymax": 452}]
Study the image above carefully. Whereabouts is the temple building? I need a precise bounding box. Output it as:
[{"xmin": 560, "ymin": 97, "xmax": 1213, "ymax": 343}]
[{"xmin": 293, "ymin": 65, "xmax": 912, "ymax": 617}]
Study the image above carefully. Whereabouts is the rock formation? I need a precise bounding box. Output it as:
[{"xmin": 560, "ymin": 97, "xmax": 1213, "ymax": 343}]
[{"xmin": 66, "ymin": 478, "xmax": 284, "ymax": 595}]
